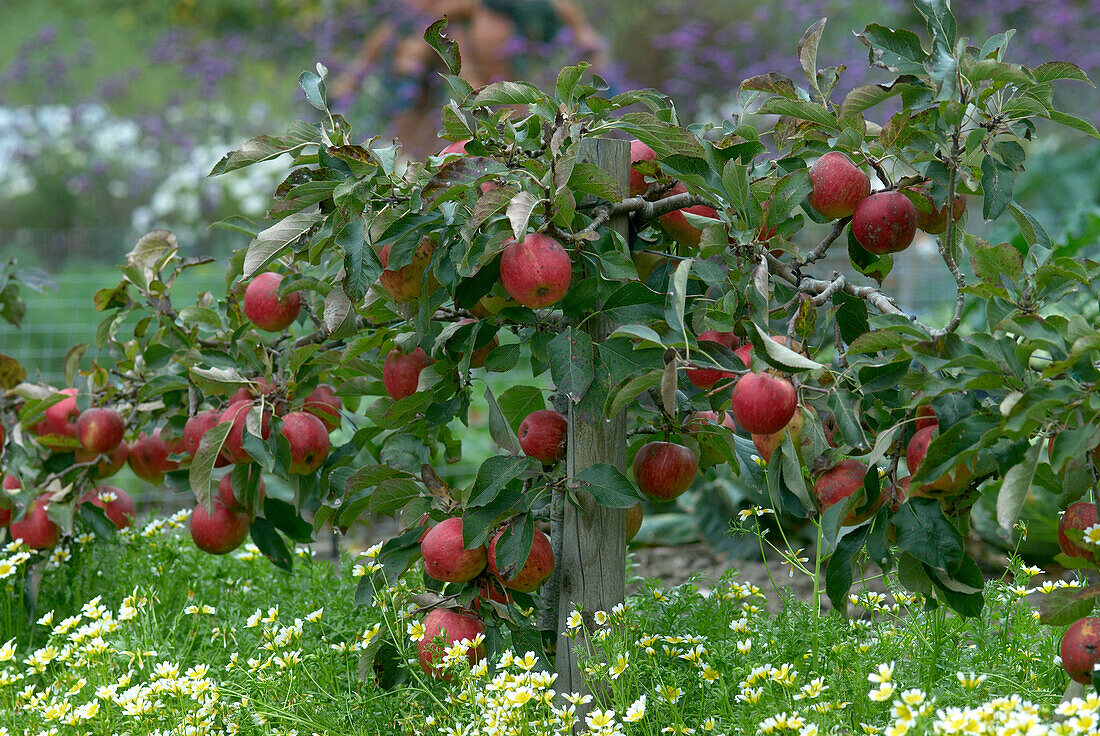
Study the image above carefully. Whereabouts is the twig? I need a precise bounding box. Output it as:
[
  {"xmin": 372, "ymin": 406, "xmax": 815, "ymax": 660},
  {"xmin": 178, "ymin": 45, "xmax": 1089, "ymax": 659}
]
[
  {"xmin": 930, "ymin": 133, "xmax": 965, "ymax": 339},
  {"xmin": 798, "ymin": 218, "xmax": 849, "ymax": 268}
]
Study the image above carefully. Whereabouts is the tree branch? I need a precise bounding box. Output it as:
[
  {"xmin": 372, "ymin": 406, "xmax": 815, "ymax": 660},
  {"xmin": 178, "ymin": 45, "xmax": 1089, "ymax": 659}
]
[{"xmin": 797, "ymin": 218, "xmax": 849, "ymax": 268}]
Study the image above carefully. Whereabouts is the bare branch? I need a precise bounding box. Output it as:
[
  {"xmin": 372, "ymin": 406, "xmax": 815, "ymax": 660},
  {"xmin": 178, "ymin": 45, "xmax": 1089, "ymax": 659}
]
[{"xmin": 798, "ymin": 218, "xmax": 849, "ymax": 268}]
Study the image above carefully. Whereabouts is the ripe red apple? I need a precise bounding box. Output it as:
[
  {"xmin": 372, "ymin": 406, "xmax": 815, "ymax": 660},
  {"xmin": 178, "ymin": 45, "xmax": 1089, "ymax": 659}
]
[
  {"xmin": 751, "ymin": 406, "xmax": 806, "ymax": 464},
  {"xmin": 2, "ymin": 475, "xmax": 21, "ymax": 491},
  {"xmin": 79, "ymin": 486, "xmax": 136, "ymax": 529},
  {"xmin": 129, "ymin": 430, "xmax": 179, "ymax": 483},
  {"xmin": 499, "ymin": 233, "xmax": 572, "ymax": 308},
  {"xmin": 687, "ymin": 330, "xmax": 740, "ymax": 390},
  {"xmin": 218, "ymin": 400, "xmax": 272, "ymax": 465},
  {"xmin": 1061, "ymin": 617, "xmax": 1100, "ymax": 684},
  {"xmin": 36, "ymin": 387, "xmax": 80, "ymax": 451},
  {"xmin": 852, "ymin": 191, "xmax": 918, "ymax": 255},
  {"xmin": 281, "ymin": 411, "xmax": 330, "ymax": 474},
  {"xmin": 417, "ymin": 608, "xmax": 486, "ymax": 680},
  {"xmin": 218, "ymin": 472, "xmax": 266, "ymax": 512},
  {"xmin": 629, "ymin": 139, "xmax": 657, "ymax": 196},
  {"xmin": 378, "ymin": 236, "xmax": 437, "ymax": 302},
  {"xmin": 0, "ymin": 476, "xmax": 16, "ymax": 528},
  {"xmin": 184, "ymin": 410, "xmax": 231, "ymax": 468},
  {"xmin": 909, "ymin": 184, "xmax": 967, "ymax": 235},
  {"xmin": 190, "ymin": 500, "xmax": 251, "ymax": 554},
  {"xmin": 814, "ymin": 459, "xmax": 883, "ymax": 525},
  {"xmin": 1058, "ymin": 502, "xmax": 1100, "ymax": 564},
  {"xmin": 420, "ymin": 517, "xmax": 487, "ymax": 583},
  {"xmin": 455, "ymin": 318, "xmax": 498, "ymax": 369},
  {"xmin": 915, "ymin": 404, "xmax": 938, "ymax": 431},
  {"xmin": 9, "ymin": 494, "xmax": 60, "ymax": 550},
  {"xmin": 76, "ymin": 407, "xmax": 125, "ymax": 455},
  {"xmin": 518, "ymin": 409, "xmax": 568, "ymax": 464},
  {"xmin": 75, "ymin": 440, "xmax": 129, "ymax": 479},
  {"xmin": 657, "ymin": 183, "xmax": 718, "ymax": 247},
  {"xmin": 906, "ymin": 425, "xmax": 973, "ymax": 496},
  {"xmin": 632, "ymin": 441, "xmax": 698, "ymax": 501},
  {"xmin": 302, "ymin": 385, "xmax": 342, "ymax": 431},
  {"xmin": 242, "ymin": 272, "xmax": 301, "ymax": 332},
  {"xmin": 383, "ymin": 348, "xmax": 431, "ymax": 401},
  {"xmin": 731, "ymin": 373, "xmax": 797, "ymax": 435},
  {"xmin": 488, "ymin": 526, "xmax": 555, "ymax": 592},
  {"xmin": 906, "ymin": 426, "xmax": 934, "ymax": 476},
  {"xmin": 625, "ymin": 502, "xmax": 643, "ymax": 541},
  {"xmin": 473, "ymin": 578, "xmax": 514, "ymax": 611},
  {"xmin": 439, "ymin": 139, "xmax": 469, "ymax": 156},
  {"xmin": 807, "ymin": 152, "xmax": 870, "ymax": 219}
]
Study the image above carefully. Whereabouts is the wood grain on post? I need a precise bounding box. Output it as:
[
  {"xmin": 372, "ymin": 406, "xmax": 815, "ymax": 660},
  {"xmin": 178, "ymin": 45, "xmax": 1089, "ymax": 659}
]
[{"xmin": 555, "ymin": 137, "xmax": 630, "ymax": 697}]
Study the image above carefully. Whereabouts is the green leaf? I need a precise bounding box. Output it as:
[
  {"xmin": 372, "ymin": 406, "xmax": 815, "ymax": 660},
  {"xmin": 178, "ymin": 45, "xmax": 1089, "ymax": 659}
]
[
  {"xmin": 798, "ymin": 18, "xmax": 827, "ymax": 99},
  {"xmin": 470, "ymin": 456, "xmax": 539, "ymax": 506},
  {"xmin": 751, "ymin": 323, "xmax": 824, "ymax": 372},
  {"xmin": 424, "ymin": 17, "xmax": 461, "ymax": 75},
  {"xmin": 1046, "ymin": 110, "xmax": 1100, "ymax": 140},
  {"xmin": 839, "ymin": 80, "xmax": 922, "ymax": 121},
  {"xmin": 615, "ymin": 112, "xmax": 708, "ymax": 160},
  {"xmin": 243, "ymin": 212, "xmax": 321, "ymax": 278},
  {"xmin": 1031, "ymin": 61, "xmax": 1093, "ymax": 86},
  {"xmin": 0, "ymin": 353, "xmax": 26, "ymax": 390},
  {"xmin": 914, "ymin": 0, "xmax": 956, "ymax": 47},
  {"xmin": 605, "ymin": 369, "xmax": 662, "ymax": 419},
  {"xmin": 756, "ymin": 98, "xmax": 838, "ymax": 130},
  {"xmin": 980, "ymin": 156, "xmax": 1013, "ymax": 221},
  {"xmin": 995, "ymin": 441, "xmax": 1042, "ymax": 534},
  {"xmin": 893, "ymin": 497, "xmax": 964, "ymax": 574},
  {"xmin": 507, "ymin": 192, "xmax": 542, "ymax": 241},
  {"xmin": 666, "ymin": 259, "xmax": 692, "ymax": 341},
  {"xmin": 721, "ymin": 159, "xmax": 751, "ymax": 214},
  {"xmin": 825, "ymin": 525, "xmax": 870, "ymax": 611},
  {"xmin": 485, "ymin": 383, "xmax": 522, "ymax": 455},
  {"xmin": 78, "ymin": 503, "xmax": 117, "ymax": 540},
  {"xmin": 1007, "ymin": 203, "xmax": 1052, "ymax": 250},
  {"xmin": 573, "ymin": 463, "xmax": 644, "ymax": 507},
  {"xmin": 739, "ymin": 73, "xmax": 799, "ymax": 100},
  {"xmin": 548, "ymin": 328, "xmax": 594, "ymax": 404},
  {"xmin": 298, "ymin": 67, "xmax": 328, "ymax": 111},
  {"xmin": 847, "ymin": 330, "xmax": 907, "ymax": 354},
  {"xmin": 188, "ymin": 366, "xmax": 248, "ymax": 396},
  {"xmin": 209, "ymin": 122, "xmax": 319, "ymax": 176},
  {"xmin": 857, "ymin": 24, "xmax": 927, "ymax": 75},
  {"xmin": 250, "ymin": 518, "xmax": 293, "ymax": 571},
  {"xmin": 568, "ymin": 162, "xmax": 623, "ymax": 202},
  {"xmin": 470, "ymin": 81, "xmax": 547, "ymax": 107},
  {"xmin": 1039, "ymin": 584, "xmax": 1100, "ymax": 625},
  {"xmin": 337, "ymin": 218, "xmax": 381, "ymax": 303},
  {"xmin": 556, "ymin": 62, "xmax": 589, "ymax": 103},
  {"xmin": 263, "ymin": 498, "xmax": 314, "ymax": 543},
  {"xmin": 968, "ymin": 236, "xmax": 1023, "ymax": 284},
  {"xmin": 369, "ymin": 479, "xmax": 423, "ymax": 515},
  {"xmin": 496, "ymin": 385, "xmax": 546, "ymax": 435},
  {"xmin": 189, "ymin": 422, "xmax": 231, "ymax": 513}
]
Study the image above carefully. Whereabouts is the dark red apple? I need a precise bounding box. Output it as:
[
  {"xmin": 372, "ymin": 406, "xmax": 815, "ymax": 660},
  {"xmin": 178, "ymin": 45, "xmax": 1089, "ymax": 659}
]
[
  {"xmin": 218, "ymin": 400, "xmax": 272, "ymax": 465},
  {"xmin": 378, "ymin": 236, "xmax": 437, "ymax": 302},
  {"xmin": 129, "ymin": 430, "xmax": 180, "ymax": 483},
  {"xmin": 218, "ymin": 472, "xmax": 266, "ymax": 512},
  {"xmin": 909, "ymin": 184, "xmax": 967, "ymax": 235},
  {"xmin": 906, "ymin": 426, "xmax": 934, "ymax": 476},
  {"xmin": 915, "ymin": 404, "xmax": 938, "ymax": 431},
  {"xmin": 1058, "ymin": 501, "xmax": 1100, "ymax": 564},
  {"xmin": 687, "ymin": 330, "xmax": 740, "ymax": 390},
  {"xmin": 302, "ymin": 385, "xmax": 342, "ymax": 431},
  {"xmin": 632, "ymin": 441, "xmax": 698, "ymax": 501},
  {"xmin": 629, "ymin": 139, "xmax": 657, "ymax": 197},
  {"xmin": 807, "ymin": 152, "xmax": 870, "ymax": 219},
  {"xmin": 1061, "ymin": 617, "xmax": 1100, "ymax": 684},
  {"xmin": 242, "ymin": 272, "xmax": 301, "ymax": 332},
  {"xmin": 814, "ymin": 459, "xmax": 883, "ymax": 525},
  {"xmin": 417, "ymin": 608, "xmax": 486, "ymax": 680},
  {"xmin": 751, "ymin": 406, "xmax": 806, "ymax": 464},
  {"xmin": 420, "ymin": 517, "xmax": 487, "ymax": 583},
  {"xmin": 75, "ymin": 441, "xmax": 129, "ymax": 479},
  {"xmin": 852, "ymin": 191, "xmax": 918, "ymax": 255},
  {"xmin": 190, "ymin": 501, "xmax": 251, "ymax": 554},
  {"xmin": 499, "ymin": 233, "xmax": 572, "ymax": 308},
  {"xmin": 281, "ymin": 411, "xmax": 330, "ymax": 474},
  {"xmin": 731, "ymin": 373, "xmax": 797, "ymax": 435},
  {"xmin": 79, "ymin": 486, "xmax": 136, "ymax": 529},
  {"xmin": 76, "ymin": 408, "xmax": 125, "ymax": 455},
  {"xmin": 518, "ymin": 409, "xmax": 568, "ymax": 464},
  {"xmin": 9, "ymin": 494, "xmax": 60, "ymax": 550},
  {"xmin": 657, "ymin": 183, "xmax": 718, "ymax": 247},
  {"xmin": 487, "ymin": 526, "xmax": 555, "ymax": 592},
  {"xmin": 382, "ymin": 348, "xmax": 431, "ymax": 401}
]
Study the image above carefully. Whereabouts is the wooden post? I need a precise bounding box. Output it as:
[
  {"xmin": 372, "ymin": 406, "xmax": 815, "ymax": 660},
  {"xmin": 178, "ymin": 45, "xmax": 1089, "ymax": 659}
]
[{"xmin": 555, "ymin": 138, "xmax": 630, "ymax": 698}]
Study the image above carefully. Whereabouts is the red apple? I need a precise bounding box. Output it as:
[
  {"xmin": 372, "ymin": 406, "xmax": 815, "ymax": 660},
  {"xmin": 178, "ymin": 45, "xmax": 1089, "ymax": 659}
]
[
  {"xmin": 632, "ymin": 441, "xmax": 698, "ymax": 501},
  {"xmin": 455, "ymin": 318, "xmax": 498, "ymax": 369},
  {"xmin": 190, "ymin": 500, "xmax": 251, "ymax": 554},
  {"xmin": 417, "ymin": 608, "xmax": 486, "ymax": 680},
  {"xmin": 184, "ymin": 411, "xmax": 231, "ymax": 468},
  {"xmin": 499, "ymin": 233, "xmax": 572, "ymax": 308},
  {"xmin": 76, "ymin": 408, "xmax": 125, "ymax": 455},
  {"xmin": 439, "ymin": 139, "xmax": 469, "ymax": 156},
  {"xmin": 229, "ymin": 377, "xmax": 276, "ymax": 405},
  {"xmin": 915, "ymin": 404, "xmax": 938, "ymax": 431},
  {"xmin": 807, "ymin": 152, "xmax": 870, "ymax": 219},
  {"xmin": 242, "ymin": 272, "xmax": 301, "ymax": 332},
  {"xmin": 0, "ymin": 476, "xmax": 16, "ymax": 528},
  {"xmin": 518, "ymin": 409, "xmax": 568, "ymax": 464},
  {"xmin": 751, "ymin": 406, "xmax": 806, "ymax": 464},
  {"xmin": 37, "ymin": 387, "xmax": 80, "ymax": 451},
  {"xmin": 420, "ymin": 517, "xmax": 487, "ymax": 583},
  {"xmin": 79, "ymin": 486, "xmax": 136, "ymax": 529},
  {"xmin": 625, "ymin": 502, "xmax": 643, "ymax": 541},
  {"xmin": 302, "ymin": 385, "xmax": 342, "ymax": 431},
  {"xmin": 129, "ymin": 431, "xmax": 180, "ymax": 483},
  {"xmin": 657, "ymin": 183, "xmax": 718, "ymax": 247},
  {"xmin": 731, "ymin": 373, "xmax": 797, "ymax": 435},
  {"xmin": 378, "ymin": 236, "xmax": 437, "ymax": 302},
  {"xmin": 2, "ymin": 475, "xmax": 21, "ymax": 491},
  {"xmin": 852, "ymin": 191, "xmax": 918, "ymax": 255},
  {"xmin": 910, "ymin": 184, "xmax": 967, "ymax": 235},
  {"xmin": 473, "ymin": 578, "xmax": 514, "ymax": 611},
  {"xmin": 218, "ymin": 400, "xmax": 272, "ymax": 465},
  {"xmin": 1058, "ymin": 502, "xmax": 1100, "ymax": 564},
  {"xmin": 75, "ymin": 440, "xmax": 129, "ymax": 479},
  {"xmin": 687, "ymin": 330, "xmax": 740, "ymax": 390},
  {"xmin": 218, "ymin": 472, "xmax": 266, "ymax": 512},
  {"xmin": 382, "ymin": 348, "xmax": 431, "ymax": 401},
  {"xmin": 814, "ymin": 459, "xmax": 883, "ymax": 525},
  {"xmin": 281, "ymin": 411, "xmax": 330, "ymax": 474},
  {"xmin": 629, "ymin": 139, "xmax": 657, "ymax": 197},
  {"xmin": 487, "ymin": 526, "xmax": 555, "ymax": 592},
  {"xmin": 906, "ymin": 426, "xmax": 934, "ymax": 476},
  {"xmin": 9, "ymin": 494, "xmax": 60, "ymax": 550},
  {"xmin": 1061, "ymin": 617, "xmax": 1100, "ymax": 684}
]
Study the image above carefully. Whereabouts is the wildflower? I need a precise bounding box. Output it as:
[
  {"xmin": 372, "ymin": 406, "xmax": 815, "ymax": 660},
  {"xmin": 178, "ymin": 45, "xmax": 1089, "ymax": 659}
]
[
  {"xmin": 407, "ymin": 620, "xmax": 426, "ymax": 643},
  {"xmin": 956, "ymin": 671, "xmax": 987, "ymax": 689},
  {"xmin": 567, "ymin": 610, "xmax": 583, "ymax": 630},
  {"xmin": 0, "ymin": 640, "xmax": 14, "ymax": 663},
  {"xmin": 586, "ymin": 709, "xmax": 616, "ymax": 730},
  {"xmin": 657, "ymin": 684, "xmax": 682, "ymax": 703},
  {"xmin": 594, "ymin": 610, "xmax": 609, "ymax": 626},
  {"xmin": 868, "ymin": 662, "xmax": 895, "ymax": 683},
  {"xmin": 701, "ymin": 665, "xmax": 720, "ymax": 682},
  {"xmin": 624, "ymin": 695, "xmax": 646, "ymax": 722},
  {"xmin": 563, "ymin": 692, "xmax": 592, "ymax": 706},
  {"xmin": 868, "ymin": 682, "xmax": 896, "ymax": 701},
  {"xmin": 609, "ymin": 653, "xmax": 629, "ymax": 679},
  {"xmin": 795, "ymin": 677, "xmax": 827, "ymax": 701},
  {"xmin": 737, "ymin": 638, "xmax": 752, "ymax": 654},
  {"xmin": 306, "ymin": 608, "xmax": 324, "ymax": 623}
]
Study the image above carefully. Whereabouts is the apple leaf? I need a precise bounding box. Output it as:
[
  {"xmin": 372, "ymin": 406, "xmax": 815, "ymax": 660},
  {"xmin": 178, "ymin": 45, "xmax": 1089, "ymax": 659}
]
[
  {"xmin": 424, "ymin": 17, "xmax": 461, "ymax": 76},
  {"xmin": 506, "ymin": 191, "xmax": 542, "ymax": 241},
  {"xmin": 995, "ymin": 441, "xmax": 1042, "ymax": 534},
  {"xmin": 368, "ymin": 479, "xmax": 423, "ymax": 516},
  {"xmin": 484, "ymin": 383, "xmax": 522, "ymax": 455},
  {"xmin": 250, "ymin": 518, "xmax": 294, "ymax": 571},
  {"xmin": 298, "ymin": 65, "xmax": 328, "ymax": 112},
  {"xmin": 492, "ymin": 515, "xmax": 534, "ymax": 581},
  {"xmin": 78, "ymin": 503, "xmax": 117, "ymax": 540},
  {"xmin": 0, "ymin": 353, "xmax": 26, "ymax": 390},
  {"xmin": 337, "ymin": 218, "xmax": 381, "ymax": 303},
  {"xmin": 208, "ymin": 123, "xmax": 320, "ymax": 176},
  {"xmin": 980, "ymin": 156, "xmax": 1014, "ymax": 221},
  {"xmin": 189, "ymin": 421, "xmax": 232, "ymax": 514},
  {"xmin": 263, "ymin": 498, "xmax": 314, "ymax": 543},
  {"xmin": 892, "ymin": 497, "xmax": 965, "ymax": 574},
  {"xmin": 825, "ymin": 525, "xmax": 869, "ymax": 611},
  {"xmin": 573, "ymin": 463, "xmax": 644, "ymax": 508},
  {"xmin": 470, "ymin": 456, "xmax": 540, "ymax": 507},
  {"xmin": 547, "ymin": 328, "xmax": 593, "ymax": 404},
  {"xmin": 750, "ymin": 323, "xmax": 824, "ymax": 372},
  {"xmin": 243, "ymin": 211, "xmax": 322, "ymax": 278},
  {"xmin": 605, "ymin": 369, "xmax": 662, "ymax": 419},
  {"xmin": 798, "ymin": 18, "xmax": 827, "ymax": 99}
]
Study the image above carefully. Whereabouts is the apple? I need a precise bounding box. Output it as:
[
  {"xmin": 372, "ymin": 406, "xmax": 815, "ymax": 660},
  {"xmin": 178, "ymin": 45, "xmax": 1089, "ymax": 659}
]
[
  {"xmin": 302, "ymin": 385, "xmax": 342, "ymax": 431},
  {"xmin": 469, "ymin": 292, "xmax": 510, "ymax": 318},
  {"xmin": 499, "ymin": 233, "xmax": 572, "ymax": 308},
  {"xmin": 420, "ymin": 517, "xmax": 487, "ymax": 583},
  {"xmin": 79, "ymin": 486, "xmax": 136, "ymax": 529},
  {"xmin": 129, "ymin": 430, "xmax": 180, "ymax": 483},
  {"xmin": 487, "ymin": 526, "xmax": 555, "ymax": 592},
  {"xmin": 439, "ymin": 139, "xmax": 469, "ymax": 157},
  {"xmin": 686, "ymin": 410, "xmax": 737, "ymax": 468},
  {"xmin": 890, "ymin": 476, "xmax": 911, "ymax": 512},
  {"xmin": 1048, "ymin": 434, "xmax": 1100, "ymax": 467},
  {"xmin": 852, "ymin": 191, "xmax": 918, "ymax": 255},
  {"xmin": 909, "ymin": 184, "xmax": 966, "ymax": 235},
  {"xmin": 383, "ymin": 348, "xmax": 431, "ymax": 401},
  {"xmin": 0, "ymin": 475, "xmax": 16, "ymax": 528},
  {"xmin": 36, "ymin": 387, "xmax": 80, "ymax": 451},
  {"xmin": 190, "ymin": 500, "xmax": 251, "ymax": 554},
  {"xmin": 629, "ymin": 139, "xmax": 657, "ymax": 196},
  {"xmin": 454, "ymin": 318, "xmax": 498, "ymax": 369},
  {"xmin": 625, "ymin": 502, "xmax": 643, "ymax": 541},
  {"xmin": 75, "ymin": 440, "xmax": 129, "ymax": 479},
  {"xmin": 807, "ymin": 152, "xmax": 870, "ymax": 219},
  {"xmin": 632, "ymin": 441, "xmax": 698, "ymax": 501},
  {"xmin": 76, "ymin": 407, "xmax": 125, "ymax": 455},
  {"xmin": 632, "ymin": 250, "xmax": 667, "ymax": 283},
  {"xmin": 378, "ymin": 236, "xmax": 437, "ymax": 302},
  {"xmin": 518, "ymin": 409, "xmax": 568, "ymax": 464},
  {"xmin": 218, "ymin": 472, "xmax": 266, "ymax": 512},
  {"xmin": 417, "ymin": 608, "xmax": 486, "ymax": 680},
  {"xmin": 9, "ymin": 494, "xmax": 60, "ymax": 550},
  {"xmin": 242, "ymin": 272, "xmax": 301, "ymax": 332},
  {"xmin": 281, "ymin": 411, "xmax": 330, "ymax": 474},
  {"xmin": 687, "ymin": 330, "xmax": 740, "ymax": 390},
  {"xmin": 1058, "ymin": 502, "xmax": 1100, "ymax": 564},
  {"xmin": 184, "ymin": 410, "xmax": 230, "ymax": 468},
  {"xmin": 229, "ymin": 377, "xmax": 276, "ymax": 405},
  {"xmin": 1061, "ymin": 617, "xmax": 1100, "ymax": 684},
  {"xmin": 906, "ymin": 426, "xmax": 934, "ymax": 476},
  {"xmin": 657, "ymin": 183, "xmax": 718, "ymax": 247},
  {"xmin": 751, "ymin": 405, "xmax": 806, "ymax": 464},
  {"xmin": 731, "ymin": 373, "xmax": 797, "ymax": 435},
  {"xmin": 914, "ymin": 404, "xmax": 938, "ymax": 431},
  {"xmin": 814, "ymin": 459, "xmax": 883, "ymax": 525},
  {"xmin": 218, "ymin": 400, "xmax": 272, "ymax": 465},
  {"xmin": 906, "ymin": 425, "xmax": 973, "ymax": 496},
  {"xmin": 473, "ymin": 578, "xmax": 514, "ymax": 611}
]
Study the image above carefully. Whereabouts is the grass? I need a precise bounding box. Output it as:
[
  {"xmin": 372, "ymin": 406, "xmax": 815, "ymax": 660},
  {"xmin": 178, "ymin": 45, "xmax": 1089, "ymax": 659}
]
[{"xmin": 0, "ymin": 506, "xmax": 1086, "ymax": 736}]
